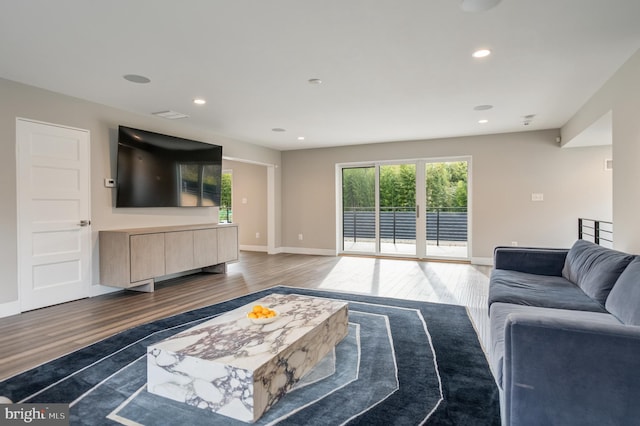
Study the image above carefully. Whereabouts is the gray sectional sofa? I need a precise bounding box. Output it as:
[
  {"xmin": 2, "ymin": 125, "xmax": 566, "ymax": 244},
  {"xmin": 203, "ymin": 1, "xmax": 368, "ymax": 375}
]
[{"xmin": 489, "ymin": 239, "xmax": 640, "ymax": 426}]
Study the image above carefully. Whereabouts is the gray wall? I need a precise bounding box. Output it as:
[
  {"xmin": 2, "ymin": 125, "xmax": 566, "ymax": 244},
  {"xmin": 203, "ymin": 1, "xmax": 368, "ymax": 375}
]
[
  {"xmin": 282, "ymin": 130, "xmax": 612, "ymax": 260},
  {"xmin": 4, "ymin": 46, "xmax": 635, "ymax": 309},
  {"xmin": 222, "ymin": 160, "xmax": 269, "ymax": 249},
  {"xmin": 562, "ymin": 48, "xmax": 640, "ymax": 254},
  {"xmin": 0, "ymin": 78, "xmax": 281, "ymax": 306}
]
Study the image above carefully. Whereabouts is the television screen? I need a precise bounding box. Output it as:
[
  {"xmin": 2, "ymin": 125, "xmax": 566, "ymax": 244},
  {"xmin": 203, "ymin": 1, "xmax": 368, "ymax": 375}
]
[{"xmin": 116, "ymin": 126, "xmax": 222, "ymax": 207}]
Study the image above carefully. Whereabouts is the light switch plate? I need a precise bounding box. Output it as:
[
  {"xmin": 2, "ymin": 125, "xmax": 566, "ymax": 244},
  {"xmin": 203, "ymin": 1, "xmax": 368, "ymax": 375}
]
[{"xmin": 531, "ymin": 193, "xmax": 544, "ymax": 201}]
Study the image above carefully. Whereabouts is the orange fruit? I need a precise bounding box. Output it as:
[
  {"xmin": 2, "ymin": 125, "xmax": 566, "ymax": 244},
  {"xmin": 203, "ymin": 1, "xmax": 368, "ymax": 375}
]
[{"xmin": 248, "ymin": 304, "xmax": 277, "ymax": 320}]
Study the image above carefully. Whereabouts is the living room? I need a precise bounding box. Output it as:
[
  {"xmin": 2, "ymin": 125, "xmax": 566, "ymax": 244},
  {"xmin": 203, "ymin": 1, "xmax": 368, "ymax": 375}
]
[{"xmin": 1, "ymin": 1, "xmax": 639, "ymax": 424}]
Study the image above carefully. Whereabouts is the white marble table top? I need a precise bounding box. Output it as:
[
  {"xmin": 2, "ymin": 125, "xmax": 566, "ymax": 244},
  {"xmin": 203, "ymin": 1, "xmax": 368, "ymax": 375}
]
[
  {"xmin": 147, "ymin": 293, "xmax": 349, "ymax": 422},
  {"xmin": 152, "ymin": 293, "xmax": 347, "ymax": 369}
]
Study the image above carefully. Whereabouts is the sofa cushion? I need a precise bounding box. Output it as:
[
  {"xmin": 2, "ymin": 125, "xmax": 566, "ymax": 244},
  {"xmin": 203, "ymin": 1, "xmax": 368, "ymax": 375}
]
[
  {"xmin": 493, "ymin": 247, "xmax": 568, "ymax": 276},
  {"xmin": 562, "ymin": 240, "xmax": 635, "ymax": 305},
  {"xmin": 606, "ymin": 257, "xmax": 640, "ymax": 325},
  {"xmin": 489, "ymin": 269, "xmax": 608, "ymax": 312},
  {"xmin": 489, "ymin": 302, "xmax": 620, "ymax": 388}
]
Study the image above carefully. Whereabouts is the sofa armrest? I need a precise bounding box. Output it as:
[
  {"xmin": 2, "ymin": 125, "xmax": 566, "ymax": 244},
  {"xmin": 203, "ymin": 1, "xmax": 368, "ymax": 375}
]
[
  {"xmin": 503, "ymin": 313, "xmax": 640, "ymax": 426},
  {"xmin": 493, "ymin": 247, "xmax": 568, "ymax": 276}
]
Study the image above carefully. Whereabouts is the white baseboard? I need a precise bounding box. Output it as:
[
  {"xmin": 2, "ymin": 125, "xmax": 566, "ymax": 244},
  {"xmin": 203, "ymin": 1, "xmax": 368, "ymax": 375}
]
[
  {"xmin": 242, "ymin": 246, "xmax": 335, "ymax": 256},
  {"xmin": 0, "ymin": 300, "xmax": 21, "ymax": 318},
  {"xmin": 0, "ymin": 287, "xmax": 123, "ymax": 317},
  {"xmin": 270, "ymin": 247, "xmax": 483, "ymax": 260},
  {"xmin": 240, "ymin": 245, "xmax": 268, "ymax": 252},
  {"xmin": 280, "ymin": 247, "xmax": 337, "ymax": 256},
  {"xmin": 471, "ymin": 257, "xmax": 493, "ymax": 266}
]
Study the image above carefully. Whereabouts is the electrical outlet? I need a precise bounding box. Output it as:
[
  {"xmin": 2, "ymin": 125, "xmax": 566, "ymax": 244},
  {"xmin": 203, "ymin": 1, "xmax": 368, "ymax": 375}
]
[
  {"xmin": 531, "ymin": 193, "xmax": 544, "ymax": 202},
  {"xmin": 255, "ymin": 232, "xmax": 260, "ymax": 239},
  {"xmin": 511, "ymin": 241, "xmax": 518, "ymax": 246},
  {"xmin": 298, "ymin": 234, "xmax": 303, "ymax": 241}
]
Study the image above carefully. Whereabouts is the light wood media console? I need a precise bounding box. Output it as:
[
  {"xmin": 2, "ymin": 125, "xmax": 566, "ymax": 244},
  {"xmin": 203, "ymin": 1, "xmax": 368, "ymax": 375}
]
[{"xmin": 99, "ymin": 223, "xmax": 238, "ymax": 292}]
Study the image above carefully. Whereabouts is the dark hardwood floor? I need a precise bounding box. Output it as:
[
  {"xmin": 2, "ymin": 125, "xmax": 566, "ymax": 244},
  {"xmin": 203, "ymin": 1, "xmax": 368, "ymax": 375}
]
[{"xmin": 0, "ymin": 251, "xmax": 492, "ymax": 381}]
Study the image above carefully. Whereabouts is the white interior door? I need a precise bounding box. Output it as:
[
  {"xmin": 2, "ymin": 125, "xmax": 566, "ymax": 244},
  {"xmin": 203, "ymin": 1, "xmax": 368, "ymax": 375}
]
[{"xmin": 17, "ymin": 118, "xmax": 91, "ymax": 311}]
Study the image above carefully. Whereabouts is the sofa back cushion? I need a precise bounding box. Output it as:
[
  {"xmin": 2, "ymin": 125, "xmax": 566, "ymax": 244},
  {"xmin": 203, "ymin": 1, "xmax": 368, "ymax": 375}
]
[
  {"xmin": 606, "ymin": 257, "xmax": 640, "ymax": 325},
  {"xmin": 562, "ymin": 240, "xmax": 634, "ymax": 305}
]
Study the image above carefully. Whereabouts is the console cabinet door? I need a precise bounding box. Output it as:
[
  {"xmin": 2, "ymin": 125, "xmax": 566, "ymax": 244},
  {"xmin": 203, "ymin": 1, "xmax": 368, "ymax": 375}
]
[
  {"xmin": 217, "ymin": 226, "xmax": 239, "ymax": 263},
  {"xmin": 130, "ymin": 234, "xmax": 165, "ymax": 282},
  {"xmin": 165, "ymin": 231, "xmax": 195, "ymax": 274},
  {"xmin": 194, "ymin": 228, "xmax": 218, "ymax": 268}
]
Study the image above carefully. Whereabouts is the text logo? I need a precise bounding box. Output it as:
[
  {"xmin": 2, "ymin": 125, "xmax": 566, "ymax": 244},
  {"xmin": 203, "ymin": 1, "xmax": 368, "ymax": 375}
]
[{"xmin": 2, "ymin": 404, "xmax": 69, "ymax": 425}]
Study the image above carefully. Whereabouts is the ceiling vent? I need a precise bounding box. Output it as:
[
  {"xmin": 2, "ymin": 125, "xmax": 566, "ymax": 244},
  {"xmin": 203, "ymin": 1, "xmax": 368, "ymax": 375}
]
[{"xmin": 152, "ymin": 110, "xmax": 189, "ymax": 120}]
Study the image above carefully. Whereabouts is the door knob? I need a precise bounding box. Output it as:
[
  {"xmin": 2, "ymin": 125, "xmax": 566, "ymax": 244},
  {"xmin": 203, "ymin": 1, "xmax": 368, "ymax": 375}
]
[{"xmin": 79, "ymin": 220, "xmax": 91, "ymax": 227}]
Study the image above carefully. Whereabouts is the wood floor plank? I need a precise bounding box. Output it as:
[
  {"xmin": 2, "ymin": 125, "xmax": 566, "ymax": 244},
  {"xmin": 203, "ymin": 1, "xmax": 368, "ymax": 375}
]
[{"xmin": 0, "ymin": 252, "xmax": 492, "ymax": 381}]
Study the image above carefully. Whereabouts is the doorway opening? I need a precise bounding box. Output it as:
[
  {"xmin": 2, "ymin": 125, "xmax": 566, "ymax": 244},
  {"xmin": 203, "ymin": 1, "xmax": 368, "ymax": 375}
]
[{"xmin": 219, "ymin": 169, "xmax": 233, "ymax": 223}]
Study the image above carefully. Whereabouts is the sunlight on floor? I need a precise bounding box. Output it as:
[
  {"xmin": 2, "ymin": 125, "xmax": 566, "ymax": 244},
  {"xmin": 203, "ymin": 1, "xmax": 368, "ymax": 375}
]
[
  {"xmin": 316, "ymin": 256, "xmax": 486, "ymax": 305},
  {"xmin": 315, "ymin": 256, "xmax": 492, "ymax": 352}
]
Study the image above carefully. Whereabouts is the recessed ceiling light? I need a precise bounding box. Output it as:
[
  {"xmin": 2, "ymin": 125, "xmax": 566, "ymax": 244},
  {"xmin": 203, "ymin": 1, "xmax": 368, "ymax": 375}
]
[
  {"xmin": 478, "ymin": 119, "xmax": 489, "ymax": 124},
  {"xmin": 308, "ymin": 78, "xmax": 323, "ymax": 85},
  {"xmin": 474, "ymin": 104, "xmax": 493, "ymax": 111},
  {"xmin": 272, "ymin": 128, "xmax": 286, "ymax": 132},
  {"xmin": 123, "ymin": 74, "xmax": 151, "ymax": 84},
  {"xmin": 472, "ymin": 49, "xmax": 491, "ymax": 58},
  {"xmin": 297, "ymin": 136, "xmax": 305, "ymax": 141},
  {"xmin": 193, "ymin": 98, "xmax": 206, "ymax": 105}
]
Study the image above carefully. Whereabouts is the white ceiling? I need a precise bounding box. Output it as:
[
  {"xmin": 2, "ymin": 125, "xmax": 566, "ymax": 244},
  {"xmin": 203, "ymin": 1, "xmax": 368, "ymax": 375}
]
[
  {"xmin": 563, "ymin": 110, "xmax": 612, "ymax": 148},
  {"xmin": 1, "ymin": 1, "xmax": 639, "ymax": 151}
]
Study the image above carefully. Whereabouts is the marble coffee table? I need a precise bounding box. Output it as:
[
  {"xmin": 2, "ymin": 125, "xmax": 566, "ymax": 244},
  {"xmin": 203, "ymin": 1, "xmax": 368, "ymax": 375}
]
[{"xmin": 147, "ymin": 293, "xmax": 349, "ymax": 423}]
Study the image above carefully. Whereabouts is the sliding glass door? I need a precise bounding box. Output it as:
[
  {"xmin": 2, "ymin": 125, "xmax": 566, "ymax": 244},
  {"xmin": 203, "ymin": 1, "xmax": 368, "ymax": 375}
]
[
  {"xmin": 425, "ymin": 161, "xmax": 469, "ymax": 258},
  {"xmin": 342, "ymin": 166, "xmax": 376, "ymax": 253},
  {"xmin": 340, "ymin": 158, "xmax": 469, "ymax": 260},
  {"xmin": 379, "ymin": 164, "xmax": 417, "ymax": 256}
]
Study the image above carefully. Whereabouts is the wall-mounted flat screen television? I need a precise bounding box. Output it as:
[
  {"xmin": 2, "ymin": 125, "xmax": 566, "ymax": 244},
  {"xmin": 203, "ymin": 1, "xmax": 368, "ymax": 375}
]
[{"xmin": 116, "ymin": 126, "xmax": 223, "ymax": 208}]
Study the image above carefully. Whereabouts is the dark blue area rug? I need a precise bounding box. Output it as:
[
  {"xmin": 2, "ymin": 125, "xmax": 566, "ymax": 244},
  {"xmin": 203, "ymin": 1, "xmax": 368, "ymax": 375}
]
[{"xmin": 0, "ymin": 287, "xmax": 500, "ymax": 425}]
